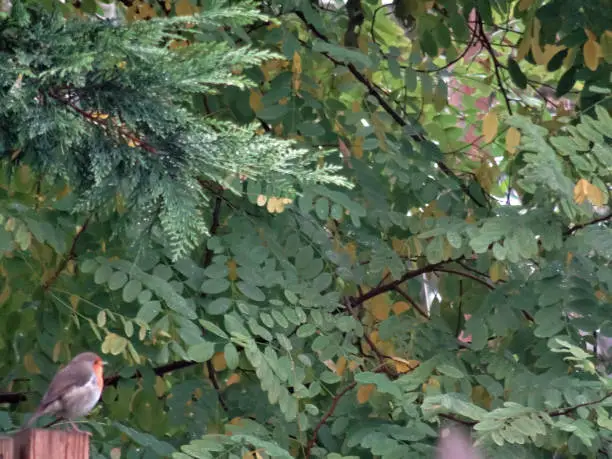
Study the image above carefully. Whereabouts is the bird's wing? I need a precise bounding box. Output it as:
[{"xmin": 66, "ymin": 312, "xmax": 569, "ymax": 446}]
[{"xmin": 39, "ymin": 362, "xmax": 93, "ymax": 408}]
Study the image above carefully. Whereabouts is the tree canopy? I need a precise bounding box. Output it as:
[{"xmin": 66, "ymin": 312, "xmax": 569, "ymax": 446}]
[{"xmin": 0, "ymin": 0, "xmax": 611, "ymax": 458}]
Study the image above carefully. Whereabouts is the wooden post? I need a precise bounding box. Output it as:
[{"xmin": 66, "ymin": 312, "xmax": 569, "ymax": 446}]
[
  {"xmin": 0, "ymin": 435, "xmax": 13, "ymax": 459},
  {"xmin": 12, "ymin": 429, "xmax": 89, "ymax": 459}
]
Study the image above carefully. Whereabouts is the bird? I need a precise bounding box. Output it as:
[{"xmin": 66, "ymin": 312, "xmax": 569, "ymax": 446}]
[{"xmin": 23, "ymin": 352, "xmax": 106, "ymax": 435}]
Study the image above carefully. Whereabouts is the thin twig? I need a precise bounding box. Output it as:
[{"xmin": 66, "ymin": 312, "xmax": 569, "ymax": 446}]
[
  {"xmin": 351, "ymin": 259, "xmax": 455, "ymax": 308},
  {"xmin": 548, "ymin": 391, "xmax": 612, "ymax": 417},
  {"xmin": 475, "ymin": 13, "xmax": 512, "ymax": 115},
  {"xmin": 393, "ymin": 286, "xmax": 429, "ymax": 319},
  {"xmin": 43, "ymin": 217, "xmax": 90, "ymax": 290},
  {"xmin": 434, "ymin": 267, "xmax": 495, "ymax": 290},
  {"xmin": 304, "ymin": 382, "xmax": 357, "ymax": 458},
  {"xmin": 565, "ymin": 211, "xmax": 612, "ymax": 236},
  {"xmin": 207, "ymin": 360, "xmax": 229, "ymax": 412}
]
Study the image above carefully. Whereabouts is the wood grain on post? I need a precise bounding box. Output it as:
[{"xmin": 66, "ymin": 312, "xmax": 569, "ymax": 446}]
[
  {"xmin": 0, "ymin": 435, "xmax": 13, "ymax": 459},
  {"xmin": 12, "ymin": 429, "xmax": 89, "ymax": 459}
]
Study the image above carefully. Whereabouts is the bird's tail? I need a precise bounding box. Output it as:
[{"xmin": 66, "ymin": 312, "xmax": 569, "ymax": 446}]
[
  {"xmin": 21, "ymin": 408, "xmax": 42, "ymax": 430},
  {"xmin": 437, "ymin": 426, "xmax": 483, "ymax": 459}
]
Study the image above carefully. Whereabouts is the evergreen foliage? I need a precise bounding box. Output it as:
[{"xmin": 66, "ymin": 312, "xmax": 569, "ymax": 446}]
[{"xmin": 0, "ymin": 1, "xmax": 346, "ymax": 259}]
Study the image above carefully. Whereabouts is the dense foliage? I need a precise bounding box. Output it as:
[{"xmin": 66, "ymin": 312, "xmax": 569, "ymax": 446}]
[{"xmin": 0, "ymin": 0, "xmax": 611, "ymax": 458}]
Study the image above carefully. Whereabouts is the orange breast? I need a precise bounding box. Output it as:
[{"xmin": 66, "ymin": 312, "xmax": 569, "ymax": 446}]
[{"xmin": 93, "ymin": 361, "xmax": 104, "ymax": 389}]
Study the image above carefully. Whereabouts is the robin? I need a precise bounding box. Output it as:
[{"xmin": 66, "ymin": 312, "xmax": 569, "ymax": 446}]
[{"xmin": 23, "ymin": 352, "xmax": 106, "ymax": 434}]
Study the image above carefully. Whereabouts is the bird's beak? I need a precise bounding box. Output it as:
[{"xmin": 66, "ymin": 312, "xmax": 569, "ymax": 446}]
[{"xmin": 101, "ymin": 360, "xmax": 108, "ymax": 366}]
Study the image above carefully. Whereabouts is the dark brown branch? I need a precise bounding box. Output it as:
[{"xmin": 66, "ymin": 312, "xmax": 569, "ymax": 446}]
[
  {"xmin": 43, "ymin": 217, "xmax": 90, "ymax": 290},
  {"xmin": 434, "ymin": 267, "xmax": 495, "ymax": 290},
  {"xmin": 206, "ymin": 360, "xmax": 229, "ymax": 412},
  {"xmin": 548, "ymin": 391, "xmax": 612, "ymax": 417},
  {"xmin": 351, "ymin": 260, "xmax": 453, "ymax": 308},
  {"xmin": 565, "ymin": 211, "xmax": 612, "ymax": 236},
  {"xmin": 48, "ymin": 91, "xmax": 159, "ymax": 155},
  {"xmin": 305, "ymin": 382, "xmax": 357, "ymax": 458},
  {"xmin": 475, "ymin": 13, "xmax": 513, "ymax": 115}
]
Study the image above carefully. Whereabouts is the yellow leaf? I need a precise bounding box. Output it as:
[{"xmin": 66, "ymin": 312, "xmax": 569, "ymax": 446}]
[
  {"xmin": 584, "ymin": 31, "xmax": 601, "ymax": 71},
  {"xmin": 386, "ymin": 356, "xmax": 419, "ymax": 374},
  {"xmin": 52, "ymin": 341, "xmax": 62, "ymax": 362},
  {"xmin": 471, "ymin": 385, "xmax": 492, "ymax": 409},
  {"xmin": 422, "ymin": 377, "xmax": 441, "ymax": 393},
  {"xmin": 226, "ymin": 373, "xmax": 241, "ymax": 386},
  {"xmin": 391, "ymin": 237, "xmax": 411, "ymax": 257},
  {"xmin": 154, "ymin": 376, "xmax": 167, "ymax": 397},
  {"xmin": 292, "ymin": 51, "xmax": 302, "ymax": 92},
  {"xmin": 175, "ymin": 0, "xmax": 193, "ymax": 16},
  {"xmin": 249, "ymin": 90, "xmax": 263, "ymax": 112},
  {"xmin": 336, "ymin": 356, "xmax": 347, "ymax": 376},
  {"xmin": 212, "ymin": 352, "xmax": 227, "ymax": 371},
  {"xmin": 366, "ymin": 295, "xmax": 390, "ymax": 321},
  {"xmin": 69, "ymin": 294, "xmax": 80, "ymax": 309},
  {"xmin": 587, "ymin": 183, "xmax": 606, "ymax": 206},
  {"xmin": 516, "ymin": 32, "xmax": 532, "ymax": 62},
  {"xmin": 505, "ymin": 127, "xmax": 521, "ymax": 154},
  {"xmin": 574, "ymin": 178, "xmax": 590, "ymax": 204},
  {"xmin": 489, "ymin": 260, "xmax": 503, "ymax": 283},
  {"xmin": 227, "ymin": 259, "xmax": 238, "ymax": 281},
  {"xmin": 482, "ymin": 111, "xmax": 498, "ymax": 143},
  {"xmin": 352, "ymin": 137, "xmax": 363, "ymax": 159},
  {"xmin": 24, "ymin": 353, "xmax": 41, "ymax": 374},
  {"xmin": 357, "ymin": 384, "xmax": 375, "ymax": 404},
  {"xmin": 392, "ymin": 301, "xmax": 411, "ymax": 315},
  {"xmin": 579, "ymin": 183, "xmax": 604, "ymax": 205},
  {"xmin": 229, "ymin": 416, "xmax": 244, "ymax": 426}
]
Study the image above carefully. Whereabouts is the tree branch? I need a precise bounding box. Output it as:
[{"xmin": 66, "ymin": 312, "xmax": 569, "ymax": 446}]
[
  {"xmin": 475, "ymin": 13, "xmax": 512, "ymax": 115},
  {"xmin": 564, "ymin": 211, "xmax": 612, "ymax": 236},
  {"xmin": 351, "ymin": 260, "xmax": 453, "ymax": 308},
  {"xmin": 42, "ymin": 217, "xmax": 90, "ymax": 290},
  {"xmin": 434, "ymin": 267, "xmax": 495, "ymax": 290},
  {"xmin": 305, "ymin": 382, "xmax": 357, "ymax": 458},
  {"xmin": 548, "ymin": 391, "xmax": 612, "ymax": 417},
  {"xmin": 293, "ymin": 10, "xmax": 488, "ymax": 209},
  {"xmin": 393, "ymin": 286, "xmax": 429, "ymax": 319}
]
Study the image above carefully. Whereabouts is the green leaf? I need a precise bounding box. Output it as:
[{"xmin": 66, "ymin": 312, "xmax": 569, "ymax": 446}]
[
  {"xmin": 507, "ymin": 58, "xmax": 527, "ymax": 89},
  {"xmin": 205, "ymin": 297, "xmax": 232, "ymax": 315},
  {"xmin": 556, "ymin": 66, "xmax": 577, "ymax": 97},
  {"xmin": 237, "ymin": 281, "xmax": 265, "ymax": 301},
  {"xmin": 137, "ymin": 301, "xmax": 162, "ymax": 324},
  {"xmin": 108, "ymin": 271, "xmax": 128, "ymax": 290},
  {"xmin": 315, "ymin": 197, "xmax": 329, "ymax": 220},
  {"xmin": 94, "ymin": 264, "xmax": 113, "ymax": 285},
  {"xmin": 187, "ymin": 341, "xmax": 215, "ymax": 362},
  {"xmin": 201, "ymin": 279, "xmax": 230, "ymax": 295},
  {"xmin": 199, "ymin": 319, "xmax": 229, "ymax": 340},
  {"xmin": 224, "ymin": 342, "xmax": 239, "ymax": 369},
  {"xmin": 122, "ymin": 279, "xmax": 142, "ymax": 303}
]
